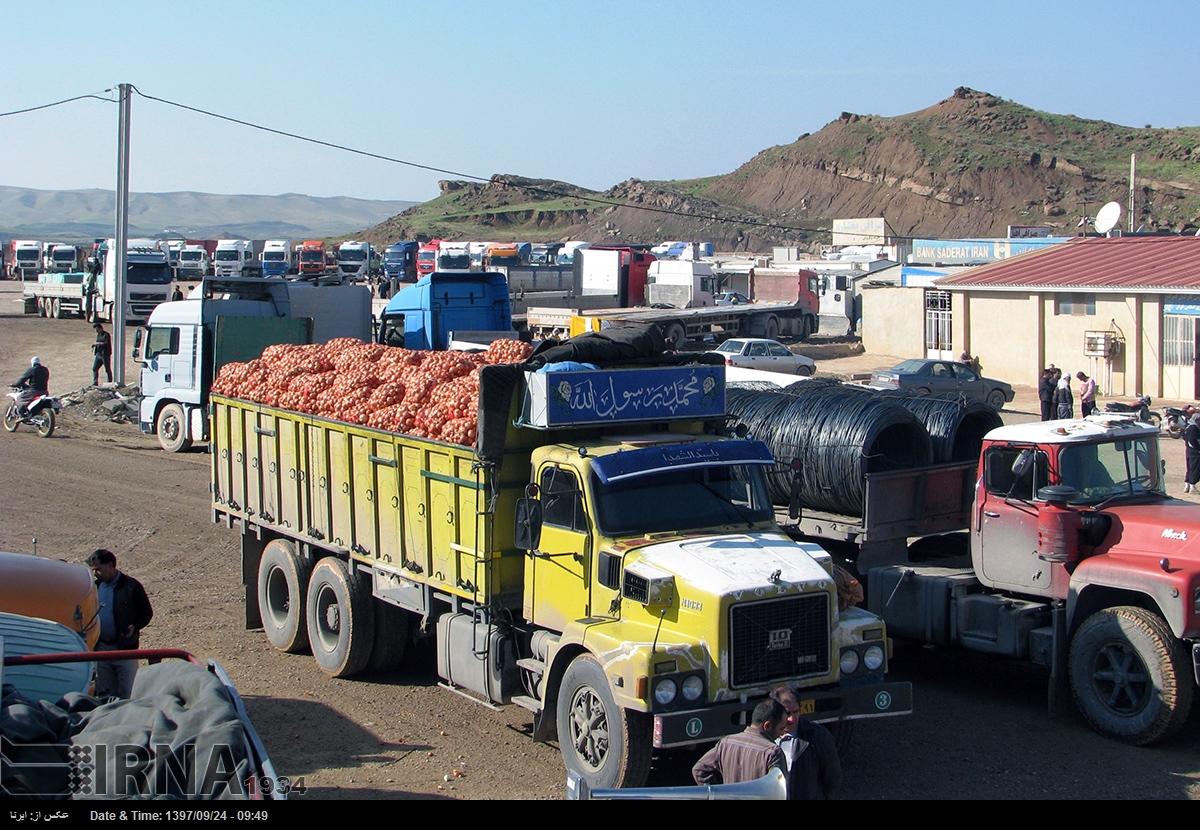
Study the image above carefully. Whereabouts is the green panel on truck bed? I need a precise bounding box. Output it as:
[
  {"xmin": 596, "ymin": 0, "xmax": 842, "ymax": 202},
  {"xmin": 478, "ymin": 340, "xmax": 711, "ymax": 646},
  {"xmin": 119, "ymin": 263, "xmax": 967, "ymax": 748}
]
[{"xmin": 213, "ymin": 316, "xmax": 313, "ymax": 373}]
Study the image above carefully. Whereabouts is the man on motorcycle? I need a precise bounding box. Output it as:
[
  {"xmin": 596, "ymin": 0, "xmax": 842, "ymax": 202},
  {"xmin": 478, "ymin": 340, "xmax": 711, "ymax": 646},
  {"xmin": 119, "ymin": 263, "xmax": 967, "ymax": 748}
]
[{"xmin": 12, "ymin": 356, "xmax": 49, "ymax": 415}]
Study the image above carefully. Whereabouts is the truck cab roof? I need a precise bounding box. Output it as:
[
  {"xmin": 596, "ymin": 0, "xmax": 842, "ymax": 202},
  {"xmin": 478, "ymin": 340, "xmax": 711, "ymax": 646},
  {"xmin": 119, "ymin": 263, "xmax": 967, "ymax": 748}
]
[{"xmin": 985, "ymin": 414, "xmax": 1158, "ymax": 445}]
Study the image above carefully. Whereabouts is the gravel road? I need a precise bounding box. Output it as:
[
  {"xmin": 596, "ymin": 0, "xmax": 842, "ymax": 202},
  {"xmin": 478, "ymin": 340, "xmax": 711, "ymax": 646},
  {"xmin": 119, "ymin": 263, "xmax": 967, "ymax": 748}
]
[{"xmin": 1, "ymin": 281, "xmax": 1196, "ymax": 799}]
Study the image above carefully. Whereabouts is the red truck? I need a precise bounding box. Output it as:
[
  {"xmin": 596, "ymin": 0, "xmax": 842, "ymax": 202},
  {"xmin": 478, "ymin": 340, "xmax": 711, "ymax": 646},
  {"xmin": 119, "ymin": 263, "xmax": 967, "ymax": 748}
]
[
  {"xmin": 781, "ymin": 414, "xmax": 1199, "ymax": 745},
  {"xmin": 298, "ymin": 240, "xmax": 328, "ymax": 276},
  {"xmin": 748, "ymin": 266, "xmax": 821, "ymax": 340},
  {"xmin": 415, "ymin": 239, "xmax": 442, "ymax": 279}
]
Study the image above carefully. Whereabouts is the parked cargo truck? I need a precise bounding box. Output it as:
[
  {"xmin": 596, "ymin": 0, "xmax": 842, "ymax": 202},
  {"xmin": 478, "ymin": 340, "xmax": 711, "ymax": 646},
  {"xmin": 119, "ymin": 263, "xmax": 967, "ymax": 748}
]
[
  {"xmin": 382, "ymin": 241, "xmax": 418, "ymax": 285},
  {"xmin": 782, "ymin": 413, "xmax": 1200, "ymax": 746},
  {"xmin": 376, "ymin": 271, "xmax": 514, "ymax": 350},
  {"xmin": 336, "ymin": 240, "xmax": 372, "ymax": 282},
  {"xmin": 10, "ymin": 240, "xmax": 42, "ymax": 280},
  {"xmin": 213, "ymin": 356, "xmax": 911, "ymax": 789},
  {"xmin": 298, "ymin": 240, "xmax": 328, "ymax": 276},
  {"xmin": 133, "ymin": 277, "xmax": 371, "ymax": 452},
  {"xmin": 261, "ymin": 240, "xmax": 295, "ymax": 278},
  {"xmin": 23, "ymin": 239, "xmax": 172, "ymax": 322}
]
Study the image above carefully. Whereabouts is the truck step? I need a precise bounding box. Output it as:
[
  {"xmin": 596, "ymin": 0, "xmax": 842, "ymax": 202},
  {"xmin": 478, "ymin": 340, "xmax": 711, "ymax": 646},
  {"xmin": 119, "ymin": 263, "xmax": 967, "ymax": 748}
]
[
  {"xmin": 516, "ymin": 657, "xmax": 546, "ymax": 675},
  {"xmin": 510, "ymin": 694, "xmax": 543, "ymax": 715}
]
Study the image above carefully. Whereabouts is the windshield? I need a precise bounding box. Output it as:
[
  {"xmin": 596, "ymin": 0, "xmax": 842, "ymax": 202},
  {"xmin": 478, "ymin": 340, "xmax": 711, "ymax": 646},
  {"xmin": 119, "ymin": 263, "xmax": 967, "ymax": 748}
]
[
  {"xmin": 180, "ymin": 251, "xmax": 202, "ymax": 261},
  {"xmin": 215, "ymin": 251, "xmax": 240, "ymax": 261},
  {"xmin": 438, "ymin": 254, "xmax": 470, "ymax": 269},
  {"xmin": 593, "ymin": 463, "xmax": 773, "ymax": 536},
  {"xmin": 418, "ymin": 250, "xmax": 435, "ymax": 262},
  {"xmin": 128, "ymin": 263, "xmax": 172, "ymax": 285},
  {"xmin": 340, "ymin": 250, "xmax": 366, "ymax": 261},
  {"xmin": 1058, "ymin": 437, "xmax": 1164, "ymax": 503},
  {"xmin": 263, "ymin": 251, "xmax": 286, "ymax": 261},
  {"xmin": 300, "ymin": 251, "xmax": 323, "ymax": 262},
  {"xmin": 890, "ymin": 359, "xmax": 927, "ymax": 374}
]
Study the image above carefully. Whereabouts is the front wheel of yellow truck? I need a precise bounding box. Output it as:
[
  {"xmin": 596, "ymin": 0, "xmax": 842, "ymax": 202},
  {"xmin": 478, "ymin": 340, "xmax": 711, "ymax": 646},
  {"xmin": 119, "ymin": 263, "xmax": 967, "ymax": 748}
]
[{"xmin": 557, "ymin": 655, "xmax": 652, "ymax": 790}]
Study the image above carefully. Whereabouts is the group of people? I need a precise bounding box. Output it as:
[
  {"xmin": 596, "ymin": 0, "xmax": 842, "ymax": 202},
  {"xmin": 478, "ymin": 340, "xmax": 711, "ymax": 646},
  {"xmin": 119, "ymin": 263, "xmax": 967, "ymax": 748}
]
[
  {"xmin": 691, "ymin": 685, "xmax": 842, "ymax": 799},
  {"xmin": 1039, "ymin": 366, "xmax": 1096, "ymax": 421}
]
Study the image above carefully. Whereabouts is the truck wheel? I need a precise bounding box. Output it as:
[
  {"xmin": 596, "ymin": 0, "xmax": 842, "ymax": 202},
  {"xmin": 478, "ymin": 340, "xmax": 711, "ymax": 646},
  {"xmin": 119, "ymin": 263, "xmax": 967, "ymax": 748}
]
[
  {"xmin": 826, "ymin": 720, "xmax": 854, "ymax": 759},
  {"xmin": 1068, "ymin": 606, "xmax": 1194, "ymax": 745},
  {"xmin": 257, "ymin": 539, "xmax": 312, "ymax": 653},
  {"xmin": 764, "ymin": 316, "xmax": 780, "ymax": 340},
  {"xmin": 306, "ymin": 558, "xmax": 375, "ymax": 678},
  {"xmin": 798, "ymin": 316, "xmax": 811, "ymax": 341},
  {"xmin": 665, "ymin": 323, "xmax": 686, "ymax": 348},
  {"xmin": 51, "ymin": 298, "xmax": 62, "ymax": 319},
  {"xmin": 365, "ymin": 601, "xmax": 409, "ymax": 674},
  {"xmin": 986, "ymin": 389, "xmax": 1006, "ymax": 410},
  {"xmin": 557, "ymin": 655, "xmax": 652, "ymax": 790},
  {"xmin": 37, "ymin": 298, "xmax": 47, "ymax": 318},
  {"xmin": 156, "ymin": 404, "xmax": 192, "ymax": 453}
]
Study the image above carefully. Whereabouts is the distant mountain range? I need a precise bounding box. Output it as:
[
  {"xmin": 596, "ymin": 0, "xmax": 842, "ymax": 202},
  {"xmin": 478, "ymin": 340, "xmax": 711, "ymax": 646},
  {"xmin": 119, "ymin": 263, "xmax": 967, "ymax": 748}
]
[
  {"xmin": 0, "ymin": 186, "xmax": 419, "ymax": 242},
  {"xmin": 363, "ymin": 87, "xmax": 1200, "ymax": 251}
]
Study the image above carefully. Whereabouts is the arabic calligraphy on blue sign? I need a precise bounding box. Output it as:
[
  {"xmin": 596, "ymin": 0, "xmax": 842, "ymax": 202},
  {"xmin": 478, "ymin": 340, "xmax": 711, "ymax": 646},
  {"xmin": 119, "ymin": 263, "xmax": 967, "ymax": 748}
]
[{"xmin": 523, "ymin": 366, "xmax": 725, "ymax": 428}]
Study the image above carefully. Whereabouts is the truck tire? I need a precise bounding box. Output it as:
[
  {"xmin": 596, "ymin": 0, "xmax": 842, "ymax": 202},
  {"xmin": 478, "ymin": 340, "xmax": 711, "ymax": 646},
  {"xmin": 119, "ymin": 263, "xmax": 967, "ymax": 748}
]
[
  {"xmin": 763, "ymin": 316, "xmax": 780, "ymax": 340},
  {"xmin": 37, "ymin": 298, "xmax": 47, "ymax": 318},
  {"xmin": 365, "ymin": 601, "xmax": 410, "ymax": 674},
  {"xmin": 156, "ymin": 404, "xmax": 192, "ymax": 453},
  {"xmin": 665, "ymin": 322, "xmax": 686, "ymax": 348},
  {"xmin": 826, "ymin": 720, "xmax": 854, "ymax": 759},
  {"xmin": 257, "ymin": 539, "xmax": 312, "ymax": 653},
  {"xmin": 1068, "ymin": 606, "xmax": 1194, "ymax": 745},
  {"xmin": 798, "ymin": 316, "xmax": 811, "ymax": 341},
  {"xmin": 306, "ymin": 557, "xmax": 375, "ymax": 678},
  {"xmin": 51, "ymin": 298, "xmax": 62, "ymax": 319},
  {"xmin": 557, "ymin": 655, "xmax": 652, "ymax": 790}
]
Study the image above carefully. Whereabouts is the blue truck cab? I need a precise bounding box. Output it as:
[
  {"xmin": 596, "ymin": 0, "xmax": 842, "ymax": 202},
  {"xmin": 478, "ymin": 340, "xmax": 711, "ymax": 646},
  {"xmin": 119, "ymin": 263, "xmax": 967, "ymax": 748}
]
[
  {"xmin": 377, "ymin": 271, "xmax": 513, "ymax": 350},
  {"xmin": 383, "ymin": 241, "xmax": 419, "ymax": 285}
]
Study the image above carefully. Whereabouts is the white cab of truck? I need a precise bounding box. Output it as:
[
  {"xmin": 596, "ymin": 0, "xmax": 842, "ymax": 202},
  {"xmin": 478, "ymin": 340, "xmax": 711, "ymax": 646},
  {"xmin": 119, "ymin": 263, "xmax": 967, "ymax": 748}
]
[
  {"xmin": 336, "ymin": 240, "xmax": 371, "ymax": 281},
  {"xmin": 213, "ymin": 240, "xmax": 253, "ymax": 277},
  {"xmin": 134, "ymin": 277, "xmax": 372, "ymax": 452},
  {"xmin": 645, "ymin": 260, "xmax": 717, "ymax": 308},
  {"xmin": 436, "ymin": 242, "xmax": 472, "ymax": 272}
]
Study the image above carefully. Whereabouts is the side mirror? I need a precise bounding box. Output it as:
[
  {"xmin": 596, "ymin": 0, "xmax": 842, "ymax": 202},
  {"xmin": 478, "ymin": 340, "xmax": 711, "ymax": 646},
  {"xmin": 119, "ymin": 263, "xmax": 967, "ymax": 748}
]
[
  {"xmin": 1010, "ymin": 449, "xmax": 1033, "ymax": 478},
  {"xmin": 514, "ymin": 497, "xmax": 543, "ymax": 551},
  {"xmin": 788, "ymin": 457, "xmax": 803, "ymax": 520},
  {"xmin": 132, "ymin": 328, "xmax": 143, "ymax": 361}
]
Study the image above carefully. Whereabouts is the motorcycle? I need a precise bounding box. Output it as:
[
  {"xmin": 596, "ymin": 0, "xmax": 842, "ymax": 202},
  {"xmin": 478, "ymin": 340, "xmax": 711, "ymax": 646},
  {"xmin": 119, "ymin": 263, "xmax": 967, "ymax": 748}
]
[
  {"xmin": 4, "ymin": 387, "xmax": 61, "ymax": 438},
  {"xmin": 1103, "ymin": 394, "xmax": 1161, "ymax": 427},
  {"xmin": 1161, "ymin": 404, "xmax": 1197, "ymax": 439}
]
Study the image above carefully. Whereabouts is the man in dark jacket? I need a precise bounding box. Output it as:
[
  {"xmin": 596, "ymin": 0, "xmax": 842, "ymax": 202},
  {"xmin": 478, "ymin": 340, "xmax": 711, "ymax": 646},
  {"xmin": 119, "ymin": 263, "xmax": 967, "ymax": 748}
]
[
  {"xmin": 771, "ymin": 685, "xmax": 842, "ymax": 799},
  {"xmin": 87, "ymin": 548, "xmax": 153, "ymax": 698},
  {"xmin": 12, "ymin": 356, "xmax": 49, "ymax": 415},
  {"xmin": 92, "ymin": 323, "xmax": 113, "ymax": 385},
  {"xmin": 1038, "ymin": 368, "xmax": 1055, "ymax": 421}
]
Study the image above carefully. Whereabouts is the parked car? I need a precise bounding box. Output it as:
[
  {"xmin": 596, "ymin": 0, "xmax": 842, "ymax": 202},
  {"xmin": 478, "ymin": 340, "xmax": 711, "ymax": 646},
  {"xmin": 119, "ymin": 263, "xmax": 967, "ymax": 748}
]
[
  {"xmin": 710, "ymin": 338, "xmax": 815, "ymax": 375},
  {"xmin": 868, "ymin": 359, "xmax": 1014, "ymax": 408},
  {"xmin": 714, "ymin": 291, "xmax": 750, "ymax": 306}
]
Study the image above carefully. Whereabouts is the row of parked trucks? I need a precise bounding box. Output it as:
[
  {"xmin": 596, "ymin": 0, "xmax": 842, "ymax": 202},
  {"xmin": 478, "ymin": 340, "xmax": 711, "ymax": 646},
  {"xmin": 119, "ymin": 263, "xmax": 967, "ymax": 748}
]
[{"xmin": 126, "ymin": 272, "xmax": 1200, "ymax": 792}]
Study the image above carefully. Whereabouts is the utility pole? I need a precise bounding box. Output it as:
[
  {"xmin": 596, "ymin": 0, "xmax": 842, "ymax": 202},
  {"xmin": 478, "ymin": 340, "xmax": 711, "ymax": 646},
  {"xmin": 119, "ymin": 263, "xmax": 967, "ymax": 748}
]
[
  {"xmin": 1128, "ymin": 154, "xmax": 1136, "ymax": 233},
  {"xmin": 114, "ymin": 83, "xmax": 131, "ymax": 385}
]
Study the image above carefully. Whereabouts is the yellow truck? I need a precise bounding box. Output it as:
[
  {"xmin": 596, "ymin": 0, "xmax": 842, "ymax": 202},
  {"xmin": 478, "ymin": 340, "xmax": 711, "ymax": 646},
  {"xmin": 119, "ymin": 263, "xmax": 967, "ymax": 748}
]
[{"xmin": 212, "ymin": 361, "xmax": 910, "ymax": 789}]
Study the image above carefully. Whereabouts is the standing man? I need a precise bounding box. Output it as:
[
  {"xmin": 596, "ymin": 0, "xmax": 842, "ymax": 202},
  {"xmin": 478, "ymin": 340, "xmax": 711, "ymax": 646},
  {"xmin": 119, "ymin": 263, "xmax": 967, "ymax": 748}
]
[
  {"xmin": 1077, "ymin": 371, "xmax": 1097, "ymax": 417},
  {"xmin": 87, "ymin": 549, "xmax": 153, "ymax": 699},
  {"xmin": 770, "ymin": 686, "xmax": 842, "ymax": 799},
  {"xmin": 1038, "ymin": 368, "xmax": 1056, "ymax": 421},
  {"xmin": 1055, "ymin": 370, "xmax": 1073, "ymax": 419},
  {"xmin": 92, "ymin": 322, "xmax": 113, "ymax": 386},
  {"xmin": 692, "ymin": 698, "xmax": 788, "ymax": 787}
]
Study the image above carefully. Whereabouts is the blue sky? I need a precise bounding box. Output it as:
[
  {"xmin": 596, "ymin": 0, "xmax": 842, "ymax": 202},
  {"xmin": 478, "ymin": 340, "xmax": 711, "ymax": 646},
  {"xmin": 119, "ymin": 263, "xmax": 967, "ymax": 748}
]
[{"xmin": 3, "ymin": 0, "xmax": 1196, "ymax": 203}]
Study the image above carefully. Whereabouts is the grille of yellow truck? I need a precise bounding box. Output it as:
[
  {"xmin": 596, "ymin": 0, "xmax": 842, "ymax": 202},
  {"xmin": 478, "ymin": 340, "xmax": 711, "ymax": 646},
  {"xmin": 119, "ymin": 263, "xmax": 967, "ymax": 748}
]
[{"xmin": 730, "ymin": 593, "xmax": 830, "ymax": 687}]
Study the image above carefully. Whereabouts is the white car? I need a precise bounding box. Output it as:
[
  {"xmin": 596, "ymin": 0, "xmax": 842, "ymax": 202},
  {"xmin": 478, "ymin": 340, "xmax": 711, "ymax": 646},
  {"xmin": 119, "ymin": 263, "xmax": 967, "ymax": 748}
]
[{"xmin": 710, "ymin": 338, "xmax": 815, "ymax": 376}]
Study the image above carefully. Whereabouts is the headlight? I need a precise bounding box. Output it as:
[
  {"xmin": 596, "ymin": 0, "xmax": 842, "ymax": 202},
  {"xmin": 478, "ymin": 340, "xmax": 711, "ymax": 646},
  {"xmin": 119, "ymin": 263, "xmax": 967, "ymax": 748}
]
[
  {"xmin": 839, "ymin": 649, "xmax": 860, "ymax": 675},
  {"xmin": 681, "ymin": 674, "xmax": 704, "ymax": 702},
  {"xmin": 864, "ymin": 645, "xmax": 885, "ymax": 672},
  {"xmin": 654, "ymin": 678, "xmax": 678, "ymax": 706}
]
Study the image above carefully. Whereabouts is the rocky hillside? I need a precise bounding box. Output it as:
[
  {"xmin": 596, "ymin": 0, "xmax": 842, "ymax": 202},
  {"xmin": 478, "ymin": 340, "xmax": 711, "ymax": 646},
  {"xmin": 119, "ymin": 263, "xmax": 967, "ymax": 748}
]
[{"xmin": 364, "ymin": 88, "xmax": 1200, "ymax": 251}]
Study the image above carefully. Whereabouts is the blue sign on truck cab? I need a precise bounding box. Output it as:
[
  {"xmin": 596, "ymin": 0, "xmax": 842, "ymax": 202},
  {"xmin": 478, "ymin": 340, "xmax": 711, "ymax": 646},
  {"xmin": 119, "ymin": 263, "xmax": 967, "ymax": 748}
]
[{"xmin": 377, "ymin": 271, "xmax": 513, "ymax": 350}]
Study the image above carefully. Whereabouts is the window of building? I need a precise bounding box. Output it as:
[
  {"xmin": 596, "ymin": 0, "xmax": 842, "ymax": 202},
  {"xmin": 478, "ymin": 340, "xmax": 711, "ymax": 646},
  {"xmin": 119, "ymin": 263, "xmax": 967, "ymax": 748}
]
[
  {"xmin": 1054, "ymin": 293, "xmax": 1096, "ymax": 316},
  {"xmin": 1163, "ymin": 314, "xmax": 1196, "ymax": 366}
]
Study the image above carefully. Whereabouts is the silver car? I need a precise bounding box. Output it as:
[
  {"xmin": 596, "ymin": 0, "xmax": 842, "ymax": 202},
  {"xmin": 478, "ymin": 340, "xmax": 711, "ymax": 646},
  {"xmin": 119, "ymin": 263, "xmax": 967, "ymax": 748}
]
[
  {"xmin": 710, "ymin": 338, "xmax": 816, "ymax": 376},
  {"xmin": 868, "ymin": 359, "xmax": 1014, "ymax": 408}
]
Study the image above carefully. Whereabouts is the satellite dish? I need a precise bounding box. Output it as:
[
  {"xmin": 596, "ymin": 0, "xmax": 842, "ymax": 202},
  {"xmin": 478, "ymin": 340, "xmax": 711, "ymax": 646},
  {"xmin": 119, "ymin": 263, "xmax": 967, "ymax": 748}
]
[{"xmin": 1095, "ymin": 201, "xmax": 1122, "ymax": 234}]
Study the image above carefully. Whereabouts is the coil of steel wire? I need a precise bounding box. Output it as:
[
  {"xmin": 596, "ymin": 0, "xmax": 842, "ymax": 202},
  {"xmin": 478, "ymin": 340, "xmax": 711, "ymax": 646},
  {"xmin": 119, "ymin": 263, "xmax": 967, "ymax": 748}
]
[
  {"xmin": 726, "ymin": 382, "xmax": 933, "ymax": 516},
  {"xmin": 873, "ymin": 392, "xmax": 1004, "ymax": 464}
]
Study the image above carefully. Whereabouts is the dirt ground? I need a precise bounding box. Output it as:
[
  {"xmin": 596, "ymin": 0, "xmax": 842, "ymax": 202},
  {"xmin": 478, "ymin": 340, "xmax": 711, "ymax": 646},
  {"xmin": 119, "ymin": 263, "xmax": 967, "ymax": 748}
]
[{"xmin": 1, "ymin": 280, "xmax": 1197, "ymax": 800}]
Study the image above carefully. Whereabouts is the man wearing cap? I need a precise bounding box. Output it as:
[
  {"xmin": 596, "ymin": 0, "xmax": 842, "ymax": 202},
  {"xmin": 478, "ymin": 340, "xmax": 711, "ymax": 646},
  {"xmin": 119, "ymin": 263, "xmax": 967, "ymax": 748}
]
[{"xmin": 87, "ymin": 548, "xmax": 153, "ymax": 699}]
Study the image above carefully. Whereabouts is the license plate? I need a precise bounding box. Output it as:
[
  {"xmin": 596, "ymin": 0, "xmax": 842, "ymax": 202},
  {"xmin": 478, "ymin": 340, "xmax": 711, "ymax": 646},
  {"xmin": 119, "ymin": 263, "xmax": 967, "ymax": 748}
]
[{"xmin": 799, "ymin": 699, "xmax": 815, "ymax": 715}]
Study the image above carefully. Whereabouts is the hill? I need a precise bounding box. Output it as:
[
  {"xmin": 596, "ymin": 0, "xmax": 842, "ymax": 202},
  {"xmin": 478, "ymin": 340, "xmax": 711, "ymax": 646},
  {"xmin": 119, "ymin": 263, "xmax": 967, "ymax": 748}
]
[
  {"xmin": 0, "ymin": 186, "xmax": 418, "ymax": 243},
  {"xmin": 364, "ymin": 88, "xmax": 1200, "ymax": 251}
]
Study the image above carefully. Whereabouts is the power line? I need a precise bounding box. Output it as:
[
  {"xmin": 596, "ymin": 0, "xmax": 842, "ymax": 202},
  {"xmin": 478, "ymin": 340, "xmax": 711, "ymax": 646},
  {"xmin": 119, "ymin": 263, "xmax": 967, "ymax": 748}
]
[
  {"xmin": 0, "ymin": 90, "xmax": 115, "ymax": 118},
  {"xmin": 129, "ymin": 86, "xmax": 815, "ymax": 236}
]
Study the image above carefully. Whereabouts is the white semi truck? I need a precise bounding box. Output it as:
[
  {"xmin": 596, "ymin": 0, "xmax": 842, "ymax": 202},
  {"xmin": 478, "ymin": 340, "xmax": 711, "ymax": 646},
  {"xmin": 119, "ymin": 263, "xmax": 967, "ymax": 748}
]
[{"xmin": 134, "ymin": 277, "xmax": 372, "ymax": 452}]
